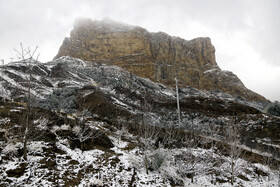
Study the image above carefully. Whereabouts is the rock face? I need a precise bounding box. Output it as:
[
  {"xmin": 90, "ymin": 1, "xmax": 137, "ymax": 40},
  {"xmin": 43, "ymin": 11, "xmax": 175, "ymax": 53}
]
[{"xmin": 55, "ymin": 18, "xmax": 266, "ymax": 102}]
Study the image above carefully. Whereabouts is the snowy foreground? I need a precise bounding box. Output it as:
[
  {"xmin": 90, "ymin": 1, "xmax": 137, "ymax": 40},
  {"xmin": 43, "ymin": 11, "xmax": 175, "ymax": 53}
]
[{"xmin": 0, "ymin": 123, "xmax": 279, "ymax": 187}]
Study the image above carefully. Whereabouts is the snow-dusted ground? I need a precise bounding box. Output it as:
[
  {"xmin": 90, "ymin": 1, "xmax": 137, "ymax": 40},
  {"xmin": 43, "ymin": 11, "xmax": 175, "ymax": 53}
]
[{"xmin": 0, "ymin": 124, "xmax": 279, "ymax": 186}]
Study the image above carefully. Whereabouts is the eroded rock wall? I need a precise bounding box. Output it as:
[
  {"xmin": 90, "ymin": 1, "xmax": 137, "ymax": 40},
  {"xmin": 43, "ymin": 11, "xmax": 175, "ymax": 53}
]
[{"xmin": 54, "ymin": 18, "xmax": 267, "ymax": 102}]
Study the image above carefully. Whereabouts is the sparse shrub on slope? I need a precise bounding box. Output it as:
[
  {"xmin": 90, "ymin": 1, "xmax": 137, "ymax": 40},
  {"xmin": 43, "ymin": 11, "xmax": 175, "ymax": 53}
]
[
  {"xmin": 150, "ymin": 150, "xmax": 166, "ymax": 171},
  {"xmin": 265, "ymin": 101, "xmax": 280, "ymax": 117}
]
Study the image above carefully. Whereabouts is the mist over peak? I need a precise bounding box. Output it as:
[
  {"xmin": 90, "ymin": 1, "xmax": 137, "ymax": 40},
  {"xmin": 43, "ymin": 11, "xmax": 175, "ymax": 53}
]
[{"xmin": 55, "ymin": 18, "xmax": 268, "ymax": 103}]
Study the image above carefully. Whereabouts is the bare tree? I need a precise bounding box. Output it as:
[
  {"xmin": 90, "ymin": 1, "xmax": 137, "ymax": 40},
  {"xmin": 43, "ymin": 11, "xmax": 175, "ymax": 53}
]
[
  {"xmin": 177, "ymin": 131, "xmax": 204, "ymax": 183},
  {"xmin": 199, "ymin": 124, "xmax": 221, "ymax": 183},
  {"xmin": 137, "ymin": 90, "xmax": 160, "ymax": 175},
  {"xmin": 116, "ymin": 116, "xmax": 128, "ymax": 145},
  {"xmin": 224, "ymin": 119, "xmax": 244, "ymax": 186},
  {"xmin": 263, "ymin": 147, "xmax": 280, "ymax": 184},
  {"xmin": 14, "ymin": 43, "xmax": 39, "ymax": 160},
  {"xmin": 72, "ymin": 122, "xmax": 101, "ymax": 151},
  {"xmin": 72, "ymin": 101, "xmax": 102, "ymax": 151}
]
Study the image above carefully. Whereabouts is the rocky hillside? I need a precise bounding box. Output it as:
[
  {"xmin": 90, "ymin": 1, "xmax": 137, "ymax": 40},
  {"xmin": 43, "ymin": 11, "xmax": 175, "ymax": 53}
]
[
  {"xmin": 0, "ymin": 56, "xmax": 278, "ymax": 156},
  {"xmin": 54, "ymin": 18, "xmax": 267, "ymax": 102},
  {"xmin": 0, "ymin": 57, "xmax": 279, "ymax": 186},
  {"xmin": 0, "ymin": 99, "xmax": 279, "ymax": 186}
]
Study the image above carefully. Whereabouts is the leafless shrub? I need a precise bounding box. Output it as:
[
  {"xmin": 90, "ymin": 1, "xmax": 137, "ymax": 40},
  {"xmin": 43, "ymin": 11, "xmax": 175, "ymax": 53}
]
[
  {"xmin": 14, "ymin": 43, "xmax": 39, "ymax": 160},
  {"xmin": 223, "ymin": 118, "xmax": 246, "ymax": 186},
  {"xmin": 72, "ymin": 109, "xmax": 102, "ymax": 151}
]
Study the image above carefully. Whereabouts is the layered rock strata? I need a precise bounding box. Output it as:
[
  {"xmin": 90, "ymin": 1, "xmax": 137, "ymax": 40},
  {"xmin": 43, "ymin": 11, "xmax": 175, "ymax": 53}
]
[{"xmin": 54, "ymin": 18, "xmax": 267, "ymax": 102}]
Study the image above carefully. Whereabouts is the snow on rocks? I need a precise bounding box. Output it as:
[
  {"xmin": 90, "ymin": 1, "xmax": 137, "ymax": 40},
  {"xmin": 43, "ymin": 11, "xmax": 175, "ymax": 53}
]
[{"xmin": 0, "ymin": 126, "xmax": 279, "ymax": 186}]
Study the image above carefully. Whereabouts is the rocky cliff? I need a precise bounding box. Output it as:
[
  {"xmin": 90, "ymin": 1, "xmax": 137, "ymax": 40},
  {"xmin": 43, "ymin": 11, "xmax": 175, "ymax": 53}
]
[{"xmin": 54, "ymin": 18, "xmax": 267, "ymax": 102}]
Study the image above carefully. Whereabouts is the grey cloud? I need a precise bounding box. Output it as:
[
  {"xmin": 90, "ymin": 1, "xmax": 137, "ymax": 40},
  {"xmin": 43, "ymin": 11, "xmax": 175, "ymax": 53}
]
[
  {"xmin": 247, "ymin": 1, "xmax": 280, "ymax": 66},
  {"xmin": 0, "ymin": 0, "xmax": 279, "ymax": 101}
]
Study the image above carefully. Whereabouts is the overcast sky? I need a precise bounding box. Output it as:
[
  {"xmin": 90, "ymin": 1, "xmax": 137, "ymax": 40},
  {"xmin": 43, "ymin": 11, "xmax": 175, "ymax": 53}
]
[{"xmin": 0, "ymin": 0, "xmax": 279, "ymax": 101}]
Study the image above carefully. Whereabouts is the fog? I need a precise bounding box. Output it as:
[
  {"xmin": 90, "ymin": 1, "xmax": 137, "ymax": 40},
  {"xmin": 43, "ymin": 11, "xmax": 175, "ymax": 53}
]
[{"xmin": 0, "ymin": 0, "xmax": 279, "ymax": 101}]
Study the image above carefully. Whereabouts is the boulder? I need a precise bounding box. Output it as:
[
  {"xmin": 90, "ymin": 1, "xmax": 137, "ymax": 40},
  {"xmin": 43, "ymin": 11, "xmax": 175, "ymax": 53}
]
[
  {"xmin": 6, "ymin": 163, "xmax": 28, "ymax": 178},
  {"xmin": 56, "ymin": 128, "xmax": 113, "ymax": 151},
  {"xmin": 81, "ymin": 129, "xmax": 114, "ymax": 151},
  {"xmin": 0, "ymin": 131, "xmax": 6, "ymax": 142},
  {"xmin": 29, "ymin": 130, "xmax": 56, "ymax": 142}
]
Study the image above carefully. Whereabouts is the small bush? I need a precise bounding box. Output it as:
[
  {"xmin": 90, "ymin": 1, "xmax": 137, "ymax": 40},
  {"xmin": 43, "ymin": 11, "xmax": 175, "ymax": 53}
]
[
  {"xmin": 265, "ymin": 101, "xmax": 280, "ymax": 117},
  {"xmin": 2, "ymin": 142, "xmax": 23, "ymax": 157},
  {"xmin": 88, "ymin": 178, "xmax": 103, "ymax": 186},
  {"xmin": 150, "ymin": 151, "xmax": 166, "ymax": 171}
]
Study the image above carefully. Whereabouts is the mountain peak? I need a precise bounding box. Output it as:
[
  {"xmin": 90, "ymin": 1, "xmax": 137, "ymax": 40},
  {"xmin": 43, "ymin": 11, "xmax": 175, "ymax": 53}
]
[{"xmin": 55, "ymin": 18, "xmax": 267, "ymax": 102}]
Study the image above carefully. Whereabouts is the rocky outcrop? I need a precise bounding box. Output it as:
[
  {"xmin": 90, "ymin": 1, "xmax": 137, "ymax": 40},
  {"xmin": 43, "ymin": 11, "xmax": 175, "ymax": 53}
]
[
  {"xmin": 54, "ymin": 18, "xmax": 266, "ymax": 101},
  {"xmin": 6, "ymin": 163, "xmax": 28, "ymax": 178}
]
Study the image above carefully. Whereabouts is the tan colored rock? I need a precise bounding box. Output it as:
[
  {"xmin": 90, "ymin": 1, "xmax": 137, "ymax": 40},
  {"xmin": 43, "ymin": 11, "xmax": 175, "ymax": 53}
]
[{"xmin": 54, "ymin": 18, "xmax": 267, "ymax": 102}]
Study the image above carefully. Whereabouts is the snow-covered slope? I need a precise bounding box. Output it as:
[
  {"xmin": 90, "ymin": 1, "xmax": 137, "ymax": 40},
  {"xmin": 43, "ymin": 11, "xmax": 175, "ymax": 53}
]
[
  {"xmin": 0, "ymin": 56, "xmax": 279, "ymax": 186},
  {"xmin": 0, "ymin": 57, "xmax": 278, "ymax": 151},
  {"xmin": 0, "ymin": 102, "xmax": 279, "ymax": 186},
  {"xmin": 0, "ymin": 56, "xmax": 267, "ymax": 109}
]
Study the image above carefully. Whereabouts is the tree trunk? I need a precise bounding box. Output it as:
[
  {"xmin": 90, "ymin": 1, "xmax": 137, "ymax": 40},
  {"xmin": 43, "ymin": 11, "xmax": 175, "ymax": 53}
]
[
  {"xmin": 23, "ymin": 116, "xmax": 29, "ymax": 161},
  {"xmin": 144, "ymin": 154, "xmax": 148, "ymax": 175},
  {"xmin": 23, "ymin": 134, "xmax": 28, "ymax": 160},
  {"xmin": 23, "ymin": 66, "xmax": 31, "ymax": 161},
  {"xmin": 129, "ymin": 167, "xmax": 136, "ymax": 187},
  {"xmin": 14, "ymin": 44, "xmax": 39, "ymax": 162},
  {"xmin": 81, "ymin": 141, "xmax": 85, "ymax": 151},
  {"xmin": 231, "ymin": 159, "xmax": 234, "ymax": 186}
]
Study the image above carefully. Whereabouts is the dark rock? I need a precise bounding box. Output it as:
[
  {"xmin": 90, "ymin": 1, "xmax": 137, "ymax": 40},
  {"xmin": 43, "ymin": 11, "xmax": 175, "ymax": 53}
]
[
  {"xmin": 39, "ymin": 158, "xmax": 56, "ymax": 169},
  {"xmin": 6, "ymin": 163, "xmax": 28, "ymax": 178},
  {"xmin": 41, "ymin": 130, "xmax": 57, "ymax": 142},
  {"xmin": 238, "ymin": 174, "xmax": 250, "ymax": 181},
  {"xmin": 30, "ymin": 130, "xmax": 56, "ymax": 142},
  {"xmin": 55, "ymin": 129, "xmax": 81, "ymax": 149},
  {"xmin": 216, "ymin": 177, "xmax": 228, "ymax": 184},
  {"xmin": 69, "ymin": 138, "xmax": 81, "ymax": 150},
  {"xmin": 255, "ymin": 167, "xmax": 268, "ymax": 177},
  {"xmin": 56, "ymin": 128, "xmax": 113, "ymax": 150},
  {"xmin": 69, "ymin": 160, "xmax": 79, "ymax": 165},
  {"xmin": 17, "ymin": 148, "xmax": 24, "ymax": 157},
  {"xmin": 56, "ymin": 129, "xmax": 76, "ymax": 139},
  {"xmin": 81, "ymin": 130, "xmax": 114, "ymax": 151},
  {"xmin": 0, "ymin": 131, "xmax": 6, "ymax": 142},
  {"xmin": 167, "ymin": 177, "xmax": 184, "ymax": 186}
]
